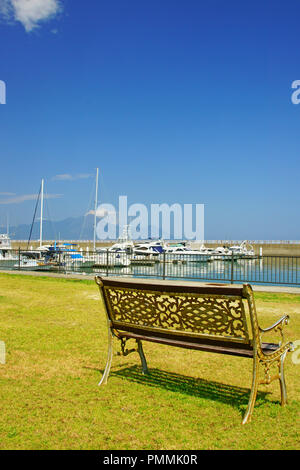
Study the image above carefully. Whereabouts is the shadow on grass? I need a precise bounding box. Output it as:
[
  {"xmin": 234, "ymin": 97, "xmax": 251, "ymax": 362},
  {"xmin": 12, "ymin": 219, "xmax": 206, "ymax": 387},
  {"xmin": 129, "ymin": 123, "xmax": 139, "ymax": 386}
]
[{"xmin": 111, "ymin": 365, "xmax": 271, "ymax": 416}]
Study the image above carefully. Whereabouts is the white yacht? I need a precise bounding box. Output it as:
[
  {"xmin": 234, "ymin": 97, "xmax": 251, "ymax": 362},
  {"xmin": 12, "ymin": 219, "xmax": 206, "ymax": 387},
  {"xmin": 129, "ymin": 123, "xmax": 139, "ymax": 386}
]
[
  {"xmin": 94, "ymin": 226, "xmax": 133, "ymax": 267},
  {"xmin": 209, "ymin": 245, "xmax": 233, "ymax": 260},
  {"xmin": 105, "ymin": 227, "xmax": 135, "ymax": 253},
  {"xmin": 210, "ymin": 241, "xmax": 256, "ymax": 260},
  {"xmin": 0, "ymin": 234, "xmax": 19, "ymax": 267},
  {"xmin": 164, "ymin": 244, "xmax": 211, "ymax": 262},
  {"xmin": 133, "ymin": 240, "xmax": 165, "ymax": 258},
  {"xmin": 229, "ymin": 241, "xmax": 256, "ymax": 259}
]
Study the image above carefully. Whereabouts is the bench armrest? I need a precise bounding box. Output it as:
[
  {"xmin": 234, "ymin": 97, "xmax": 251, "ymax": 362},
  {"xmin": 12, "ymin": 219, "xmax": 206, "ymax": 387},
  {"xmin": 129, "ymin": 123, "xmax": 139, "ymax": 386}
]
[{"xmin": 259, "ymin": 315, "xmax": 290, "ymax": 345}]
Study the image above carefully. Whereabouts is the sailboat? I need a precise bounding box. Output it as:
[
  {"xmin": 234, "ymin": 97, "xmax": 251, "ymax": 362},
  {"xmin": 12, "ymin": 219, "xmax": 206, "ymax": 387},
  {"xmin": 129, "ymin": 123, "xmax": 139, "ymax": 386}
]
[
  {"xmin": 90, "ymin": 169, "xmax": 131, "ymax": 268},
  {"xmin": 15, "ymin": 179, "xmax": 57, "ymax": 271}
]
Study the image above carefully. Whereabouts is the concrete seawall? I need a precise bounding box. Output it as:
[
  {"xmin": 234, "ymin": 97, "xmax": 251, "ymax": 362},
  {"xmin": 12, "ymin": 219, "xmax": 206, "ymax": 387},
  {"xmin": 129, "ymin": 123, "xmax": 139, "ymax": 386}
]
[{"xmin": 200, "ymin": 243, "xmax": 300, "ymax": 256}]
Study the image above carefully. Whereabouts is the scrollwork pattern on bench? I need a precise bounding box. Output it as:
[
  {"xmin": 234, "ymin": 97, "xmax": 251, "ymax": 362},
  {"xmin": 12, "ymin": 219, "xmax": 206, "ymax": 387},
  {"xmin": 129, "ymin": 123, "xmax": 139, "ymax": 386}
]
[{"xmin": 104, "ymin": 287, "xmax": 250, "ymax": 342}]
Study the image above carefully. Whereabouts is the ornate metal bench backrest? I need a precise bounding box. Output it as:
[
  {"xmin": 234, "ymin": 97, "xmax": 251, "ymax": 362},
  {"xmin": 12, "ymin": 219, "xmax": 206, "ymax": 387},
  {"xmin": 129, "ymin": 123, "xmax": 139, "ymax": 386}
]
[{"xmin": 98, "ymin": 278, "xmax": 251, "ymax": 345}]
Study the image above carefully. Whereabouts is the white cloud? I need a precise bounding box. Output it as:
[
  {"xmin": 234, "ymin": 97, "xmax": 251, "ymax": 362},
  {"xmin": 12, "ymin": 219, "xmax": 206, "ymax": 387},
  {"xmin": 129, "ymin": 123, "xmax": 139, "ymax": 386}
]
[
  {"xmin": 86, "ymin": 208, "xmax": 114, "ymax": 218},
  {"xmin": 53, "ymin": 173, "xmax": 93, "ymax": 181},
  {"xmin": 0, "ymin": 0, "xmax": 62, "ymax": 32},
  {"xmin": 0, "ymin": 193, "xmax": 62, "ymax": 204},
  {"xmin": 52, "ymin": 173, "xmax": 73, "ymax": 181}
]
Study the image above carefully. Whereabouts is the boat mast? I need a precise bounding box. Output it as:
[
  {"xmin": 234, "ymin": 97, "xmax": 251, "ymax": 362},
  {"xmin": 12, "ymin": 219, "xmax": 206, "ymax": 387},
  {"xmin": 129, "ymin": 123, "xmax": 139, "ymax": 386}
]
[
  {"xmin": 39, "ymin": 178, "xmax": 44, "ymax": 248},
  {"xmin": 27, "ymin": 183, "xmax": 42, "ymax": 250},
  {"xmin": 93, "ymin": 168, "xmax": 99, "ymax": 251}
]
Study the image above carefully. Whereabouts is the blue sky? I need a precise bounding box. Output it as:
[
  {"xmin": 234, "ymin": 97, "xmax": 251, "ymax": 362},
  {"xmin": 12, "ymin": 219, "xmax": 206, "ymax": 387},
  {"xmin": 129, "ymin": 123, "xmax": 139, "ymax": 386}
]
[{"xmin": 0, "ymin": 0, "xmax": 299, "ymax": 239}]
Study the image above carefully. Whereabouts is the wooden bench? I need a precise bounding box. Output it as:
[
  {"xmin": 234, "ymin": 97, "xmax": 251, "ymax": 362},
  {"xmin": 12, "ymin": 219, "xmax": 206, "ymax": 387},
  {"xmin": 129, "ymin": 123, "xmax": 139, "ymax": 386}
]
[{"xmin": 95, "ymin": 276, "xmax": 293, "ymax": 424}]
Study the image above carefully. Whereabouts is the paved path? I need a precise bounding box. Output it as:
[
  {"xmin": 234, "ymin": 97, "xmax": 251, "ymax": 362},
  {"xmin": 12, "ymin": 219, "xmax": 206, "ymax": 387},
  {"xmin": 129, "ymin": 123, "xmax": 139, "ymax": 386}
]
[{"xmin": 1, "ymin": 269, "xmax": 300, "ymax": 294}]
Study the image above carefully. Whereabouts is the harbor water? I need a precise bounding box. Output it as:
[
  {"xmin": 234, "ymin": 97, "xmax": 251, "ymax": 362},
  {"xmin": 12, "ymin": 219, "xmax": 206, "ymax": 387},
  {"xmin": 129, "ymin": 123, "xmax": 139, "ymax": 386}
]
[{"xmin": 2, "ymin": 252, "xmax": 299, "ymax": 287}]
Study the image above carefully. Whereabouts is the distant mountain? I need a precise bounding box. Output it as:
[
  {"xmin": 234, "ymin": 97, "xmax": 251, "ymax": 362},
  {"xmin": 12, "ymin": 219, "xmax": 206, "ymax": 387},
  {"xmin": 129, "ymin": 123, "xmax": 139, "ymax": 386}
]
[
  {"xmin": 6, "ymin": 215, "xmax": 172, "ymax": 241},
  {"xmin": 8, "ymin": 215, "xmax": 94, "ymax": 241}
]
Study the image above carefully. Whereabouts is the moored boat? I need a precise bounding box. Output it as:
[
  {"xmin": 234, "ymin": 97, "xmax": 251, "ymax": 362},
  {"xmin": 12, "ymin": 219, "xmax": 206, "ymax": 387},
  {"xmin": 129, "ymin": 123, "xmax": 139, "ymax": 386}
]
[
  {"xmin": 0, "ymin": 234, "xmax": 19, "ymax": 267},
  {"xmin": 164, "ymin": 244, "xmax": 211, "ymax": 262}
]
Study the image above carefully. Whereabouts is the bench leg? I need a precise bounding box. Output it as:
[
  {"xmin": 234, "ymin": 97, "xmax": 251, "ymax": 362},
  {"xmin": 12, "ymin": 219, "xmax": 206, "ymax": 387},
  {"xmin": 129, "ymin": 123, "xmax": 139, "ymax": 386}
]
[
  {"xmin": 279, "ymin": 350, "xmax": 288, "ymax": 406},
  {"xmin": 137, "ymin": 340, "xmax": 149, "ymax": 375},
  {"xmin": 242, "ymin": 357, "xmax": 259, "ymax": 425},
  {"xmin": 98, "ymin": 329, "xmax": 113, "ymax": 386}
]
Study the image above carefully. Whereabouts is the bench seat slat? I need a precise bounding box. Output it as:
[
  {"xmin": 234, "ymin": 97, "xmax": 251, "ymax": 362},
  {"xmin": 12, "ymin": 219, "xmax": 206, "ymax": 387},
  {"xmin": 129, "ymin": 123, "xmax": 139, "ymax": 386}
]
[{"xmin": 115, "ymin": 328, "xmax": 279, "ymax": 359}]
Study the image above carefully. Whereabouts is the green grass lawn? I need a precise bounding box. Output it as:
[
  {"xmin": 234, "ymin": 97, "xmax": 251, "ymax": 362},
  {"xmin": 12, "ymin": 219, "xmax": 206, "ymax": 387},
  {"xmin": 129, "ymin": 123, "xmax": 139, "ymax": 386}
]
[{"xmin": 0, "ymin": 272, "xmax": 299, "ymax": 450}]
